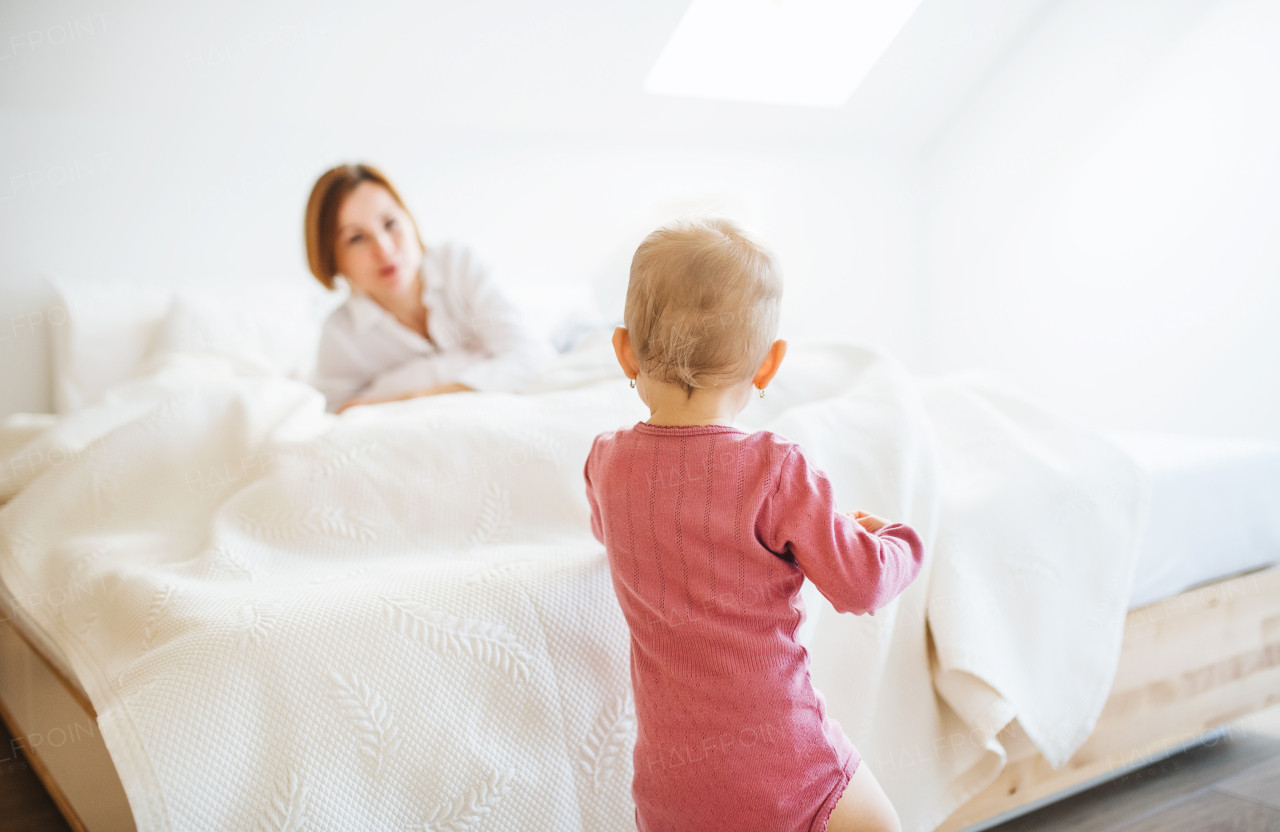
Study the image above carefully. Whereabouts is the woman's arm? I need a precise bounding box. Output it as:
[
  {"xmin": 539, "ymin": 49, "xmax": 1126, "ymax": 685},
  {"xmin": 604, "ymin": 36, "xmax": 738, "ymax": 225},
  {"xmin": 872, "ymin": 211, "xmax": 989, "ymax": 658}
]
[{"xmin": 336, "ymin": 381, "xmax": 474, "ymax": 414}]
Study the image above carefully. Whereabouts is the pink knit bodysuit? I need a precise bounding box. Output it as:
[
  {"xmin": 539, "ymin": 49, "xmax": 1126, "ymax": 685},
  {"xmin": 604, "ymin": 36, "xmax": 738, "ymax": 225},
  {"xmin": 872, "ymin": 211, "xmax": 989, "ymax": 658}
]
[{"xmin": 584, "ymin": 422, "xmax": 925, "ymax": 832}]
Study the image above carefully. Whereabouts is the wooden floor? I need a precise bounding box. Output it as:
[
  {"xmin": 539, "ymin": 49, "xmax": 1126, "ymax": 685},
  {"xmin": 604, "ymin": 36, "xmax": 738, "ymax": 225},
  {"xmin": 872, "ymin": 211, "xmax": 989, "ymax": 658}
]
[
  {"xmin": 0, "ymin": 710, "xmax": 1277, "ymax": 831},
  {"xmin": 989, "ymin": 727, "xmax": 1280, "ymax": 832}
]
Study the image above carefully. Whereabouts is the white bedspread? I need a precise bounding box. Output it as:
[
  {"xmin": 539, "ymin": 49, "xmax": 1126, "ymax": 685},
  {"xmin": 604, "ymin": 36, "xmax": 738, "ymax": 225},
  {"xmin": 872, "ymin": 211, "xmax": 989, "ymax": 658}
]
[{"xmin": 0, "ymin": 340, "xmax": 1149, "ymax": 832}]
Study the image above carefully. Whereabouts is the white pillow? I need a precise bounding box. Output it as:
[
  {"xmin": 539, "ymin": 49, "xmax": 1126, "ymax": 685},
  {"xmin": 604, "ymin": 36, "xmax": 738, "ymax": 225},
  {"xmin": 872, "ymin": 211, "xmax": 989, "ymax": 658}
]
[
  {"xmin": 47, "ymin": 276, "xmax": 174, "ymax": 415},
  {"xmin": 151, "ymin": 283, "xmax": 338, "ymax": 379},
  {"xmin": 47, "ymin": 276, "xmax": 344, "ymax": 414}
]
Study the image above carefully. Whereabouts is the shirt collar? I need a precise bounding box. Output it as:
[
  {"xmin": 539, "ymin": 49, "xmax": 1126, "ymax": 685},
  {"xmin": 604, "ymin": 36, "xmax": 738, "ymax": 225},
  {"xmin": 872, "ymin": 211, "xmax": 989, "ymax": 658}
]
[
  {"xmin": 419, "ymin": 250, "xmax": 460, "ymax": 349},
  {"xmin": 342, "ymin": 261, "xmax": 432, "ymax": 334},
  {"xmin": 345, "ymin": 286, "xmax": 386, "ymax": 332}
]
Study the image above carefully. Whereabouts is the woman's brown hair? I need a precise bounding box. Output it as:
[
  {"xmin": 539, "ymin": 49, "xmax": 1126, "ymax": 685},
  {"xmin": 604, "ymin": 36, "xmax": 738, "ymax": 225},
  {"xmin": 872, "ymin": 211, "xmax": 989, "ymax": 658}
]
[{"xmin": 304, "ymin": 163, "xmax": 425, "ymax": 290}]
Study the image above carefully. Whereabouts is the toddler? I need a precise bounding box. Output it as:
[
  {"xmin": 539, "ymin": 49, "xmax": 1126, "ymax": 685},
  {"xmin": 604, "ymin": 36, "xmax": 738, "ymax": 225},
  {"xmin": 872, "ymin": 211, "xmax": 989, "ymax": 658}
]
[{"xmin": 582, "ymin": 218, "xmax": 924, "ymax": 832}]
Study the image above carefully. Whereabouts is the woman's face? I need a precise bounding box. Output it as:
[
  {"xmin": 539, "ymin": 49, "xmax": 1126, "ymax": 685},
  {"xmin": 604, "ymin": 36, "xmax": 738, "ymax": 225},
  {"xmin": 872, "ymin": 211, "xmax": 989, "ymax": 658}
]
[{"xmin": 333, "ymin": 181, "xmax": 423, "ymax": 300}]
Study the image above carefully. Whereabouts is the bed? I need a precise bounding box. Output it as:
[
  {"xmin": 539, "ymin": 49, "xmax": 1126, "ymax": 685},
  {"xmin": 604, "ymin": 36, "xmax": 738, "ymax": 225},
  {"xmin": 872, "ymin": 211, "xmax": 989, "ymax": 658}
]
[
  {"xmin": 1, "ymin": 281, "xmax": 1277, "ymax": 831},
  {"xmin": 3, "ymin": 421, "xmax": 1277, "ymax": 832},
  {"xmin": 936, "ymin": 430, "xmax": 1280, "ymax": 830}
]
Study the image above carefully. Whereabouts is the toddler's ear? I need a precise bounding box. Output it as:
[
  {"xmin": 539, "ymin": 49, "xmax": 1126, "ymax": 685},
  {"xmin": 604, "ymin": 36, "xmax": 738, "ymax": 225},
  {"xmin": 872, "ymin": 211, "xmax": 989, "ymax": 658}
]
[
  {"xmin": 612, "ymin": 326, "xmax": 640, "ymax": 380},
  {"xmin": 753, "ymin": 339, "xmax": 787, "ymax": 389}
]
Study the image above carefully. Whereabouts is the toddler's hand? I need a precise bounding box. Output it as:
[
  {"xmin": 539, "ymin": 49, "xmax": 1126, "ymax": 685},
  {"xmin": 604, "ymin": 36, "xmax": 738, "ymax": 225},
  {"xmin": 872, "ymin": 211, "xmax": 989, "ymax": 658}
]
[{"xmin": 846, "ymin": 509, "xmax": 890, "ymax": 533}]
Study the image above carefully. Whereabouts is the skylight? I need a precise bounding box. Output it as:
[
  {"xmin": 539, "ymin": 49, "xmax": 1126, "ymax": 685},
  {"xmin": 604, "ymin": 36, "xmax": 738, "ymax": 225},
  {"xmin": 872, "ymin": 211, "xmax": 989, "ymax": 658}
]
[{"xmin": 643, "ymin": 0, "xmax": 924, "ymax": 108}]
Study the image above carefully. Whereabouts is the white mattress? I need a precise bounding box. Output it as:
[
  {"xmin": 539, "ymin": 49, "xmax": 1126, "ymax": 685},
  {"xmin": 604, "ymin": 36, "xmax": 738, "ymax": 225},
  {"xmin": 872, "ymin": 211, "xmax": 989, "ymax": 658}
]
[
  {"xmin": 1105, "ymin": 429, "xmax": 1280, "ymax": 609},
  {"xmin": 2, "ymin": 425, "xmax": 1278, "ymax": 702}
]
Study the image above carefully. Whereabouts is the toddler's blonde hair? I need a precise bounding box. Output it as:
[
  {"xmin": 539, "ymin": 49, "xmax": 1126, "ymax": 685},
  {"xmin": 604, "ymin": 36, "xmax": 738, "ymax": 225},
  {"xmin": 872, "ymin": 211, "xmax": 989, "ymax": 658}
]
[{"xmin": 625, "ymin": 217, "xmax": 782, "ymax": 396}]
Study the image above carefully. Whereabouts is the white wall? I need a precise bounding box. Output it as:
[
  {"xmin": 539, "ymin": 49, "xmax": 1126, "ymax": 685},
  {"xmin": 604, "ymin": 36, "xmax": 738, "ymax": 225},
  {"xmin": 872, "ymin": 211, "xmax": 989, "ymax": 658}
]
[
  {"xmin": 10, "ymin": 0, "xmax": 1275, "ymax": 444},
  {"xmin": 923, "ymin": 0, "xmax": 1280, "ymax": 441},
  {"xmin": 0, "ymin": 0, "xmax": 965, "ymax": 418}
]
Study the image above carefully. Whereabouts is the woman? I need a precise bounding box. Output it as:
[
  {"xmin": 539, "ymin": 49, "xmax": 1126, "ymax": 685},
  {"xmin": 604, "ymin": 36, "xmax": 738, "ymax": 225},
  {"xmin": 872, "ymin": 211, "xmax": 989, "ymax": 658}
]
[{"xmin": 304, "ymin": 163, "xmax": 555, "ymax": 413}]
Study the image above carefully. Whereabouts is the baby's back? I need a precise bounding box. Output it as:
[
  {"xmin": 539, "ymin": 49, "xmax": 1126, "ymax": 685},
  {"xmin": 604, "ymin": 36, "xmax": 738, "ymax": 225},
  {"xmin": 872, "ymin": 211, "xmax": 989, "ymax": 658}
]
[{"xmin": 586, "ymin": 422, "xmax": 808, "ymax": 678}]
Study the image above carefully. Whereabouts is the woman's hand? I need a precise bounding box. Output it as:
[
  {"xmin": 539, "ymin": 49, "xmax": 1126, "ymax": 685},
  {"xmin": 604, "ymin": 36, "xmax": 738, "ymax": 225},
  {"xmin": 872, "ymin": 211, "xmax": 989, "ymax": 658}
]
[
  {"xmin": 846, "ymin": 509, "xmax": 890, "ymax": 533},
  {"xmin": 337, "ymin": 382, "xmax": 475, "ymax": 414},
  {"xmin": 418, "ymin": 382, "xmax": 475, "ymax": 397}
]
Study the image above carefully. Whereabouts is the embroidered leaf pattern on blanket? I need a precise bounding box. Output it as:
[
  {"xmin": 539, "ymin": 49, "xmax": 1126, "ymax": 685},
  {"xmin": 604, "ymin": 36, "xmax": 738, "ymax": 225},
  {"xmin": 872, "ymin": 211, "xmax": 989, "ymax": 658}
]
[
  {"xmin": 329, "ymin": 672, "xmax": 403, "ymax": 778},
  {"xmin": 258, "ymin": 767, "xmax": 308, "ymax": 832},
  {"xmin": 467, "ymin": 481, "xmax": 510, "ymax": 547},
  {"xmin": 463, "ymin": 559, "xmax": 533, "ymax": 587},
  {"xmin": 236, "ymin": 600, "xmax": 279, "ymax": 650},
  {"xmin": 118, "ymin": 678, "xmax": 158, "ymax": 712},
  {"xmin": 208, "ymin": 545, "xmax": 258, "ymax": 580},
  {"xmin": 382, "ymin": 597, "xmax": 532, "ymax": 683},
  {"xmin": 142, "ymin": 389, "xmax": 199, "ymax": 428},
  {"xmin": 58, "ymin": 602, "xmax": 99, "ymax": 640},
  {"xmin": 61, "ymin": 546, "xmax": 107, "ymax": 613},
  {"xmin": 237, "ymin": 506, "xmax": 378, "ymax": 544},
  {"xmin": 307, "ymin": 566, "xmax": 372, "ymax": 585},
  {"xmin": 1048, "ymin": 486, "xmax": 1099, "ymax": 535},
  {"xmin": 67, "ymin": 544, "xmax": 106, "ymax": 584},
  {"xmin": 90, "ymin": 466, "xmax": 121, "ymax": 516},
  {"xmin": 310, "ymin": 442, "xmax": 378, "ymax": 480},
  {"xmin": 82, "ymin": 608, "xmax": 99, "ymax": 637},
  {"xmin": 418, "ymin": 768, "xmax": 515, "ymax": 832},
  {"xmin": 578, "ymin": 693, "xmax": 635, "ymax": 792},
  {"xmin": 521, "ymin": 429, "xmax": 566, "ymax": 468},
  {"xmin": 142, "ymin": 584, "xmax": 177, "ymax": 651}
]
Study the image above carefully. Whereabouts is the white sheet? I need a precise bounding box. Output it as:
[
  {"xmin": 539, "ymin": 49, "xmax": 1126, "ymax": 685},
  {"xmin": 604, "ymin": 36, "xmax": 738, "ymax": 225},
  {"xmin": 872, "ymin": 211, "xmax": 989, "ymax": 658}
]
[
  {"xmin": 1105, "ymin": 429, "xmax": 1280, "ymax": 609},
  {"xmin": 0, "ymin": 342, "xmax": 1148, "ymax": 832}
]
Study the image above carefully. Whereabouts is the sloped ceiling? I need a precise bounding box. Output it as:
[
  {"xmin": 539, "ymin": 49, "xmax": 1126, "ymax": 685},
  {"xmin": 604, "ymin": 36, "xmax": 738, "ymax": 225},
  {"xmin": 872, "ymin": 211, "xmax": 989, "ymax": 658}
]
[{"xmin": 0, "ymin": 0, "xmax": 1057, "ymax": 149}]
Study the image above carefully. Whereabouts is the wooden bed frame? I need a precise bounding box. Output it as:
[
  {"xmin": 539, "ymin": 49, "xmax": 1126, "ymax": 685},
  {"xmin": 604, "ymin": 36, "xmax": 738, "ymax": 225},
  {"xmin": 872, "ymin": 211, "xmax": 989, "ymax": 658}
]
[
  {"xmin": 0, "ymin": 611, "xmax": 133, "ymax": 831},
  {"xmin": 939, "ymin": 563, "xmax": 1280, "ymax": 830},
  {"xmin": 2, "ymin": 564, "xmax": 1278, "ymax": 832}
]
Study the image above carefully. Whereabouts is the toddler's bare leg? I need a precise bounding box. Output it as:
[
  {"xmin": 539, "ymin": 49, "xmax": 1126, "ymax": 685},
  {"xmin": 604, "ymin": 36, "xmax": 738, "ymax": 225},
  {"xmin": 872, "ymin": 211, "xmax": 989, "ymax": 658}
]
[{"xmin": 823, "ymin": 762, "xmax": 901, "ymax": 832}]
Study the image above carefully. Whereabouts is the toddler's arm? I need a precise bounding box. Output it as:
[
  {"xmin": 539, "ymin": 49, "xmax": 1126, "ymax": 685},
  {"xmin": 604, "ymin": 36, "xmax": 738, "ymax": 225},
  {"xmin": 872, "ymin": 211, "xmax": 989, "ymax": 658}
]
[
  {"xmin": 583, "ymin": 438, "xmax": 605, "ymax": 545},
  {"xmin": 759, "ymin": 445, "xmax": 924, "ymax": 616}
]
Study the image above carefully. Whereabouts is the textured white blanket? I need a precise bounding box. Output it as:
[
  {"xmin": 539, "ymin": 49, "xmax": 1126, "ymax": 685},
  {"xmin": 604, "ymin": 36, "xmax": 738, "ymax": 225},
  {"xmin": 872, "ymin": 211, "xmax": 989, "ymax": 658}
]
[{"xmin": 0, "ymin": 340, "xmax": 1148, "ymax": 832}]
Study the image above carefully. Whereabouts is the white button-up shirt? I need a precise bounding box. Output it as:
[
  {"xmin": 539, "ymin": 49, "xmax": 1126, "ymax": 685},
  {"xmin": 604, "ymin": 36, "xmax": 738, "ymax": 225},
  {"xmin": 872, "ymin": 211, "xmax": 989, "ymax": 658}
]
[{"xmin": 311, "ymin": 243, "xmax": 556, "ymax": 412}]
